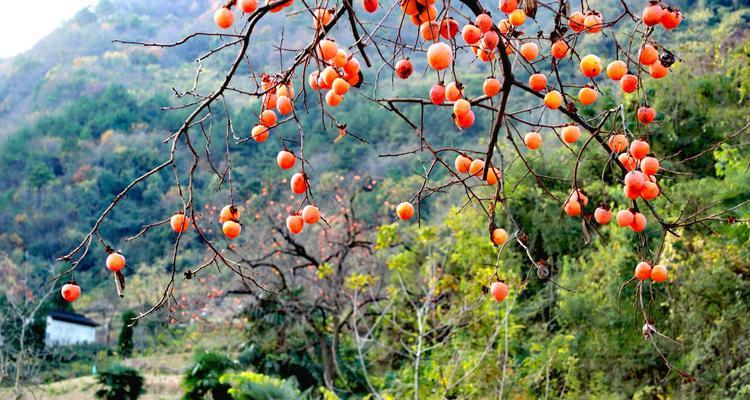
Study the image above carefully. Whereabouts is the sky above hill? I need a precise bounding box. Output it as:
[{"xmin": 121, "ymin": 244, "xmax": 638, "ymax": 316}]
[{"xmin": 0, "ymin": 0, "xmax": 98, "ymax": 58}]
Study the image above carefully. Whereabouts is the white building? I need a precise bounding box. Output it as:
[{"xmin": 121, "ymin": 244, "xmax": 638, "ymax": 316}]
[{"xmin": 45, "ymin": 310, "xmax": 98, "ymax": 347}]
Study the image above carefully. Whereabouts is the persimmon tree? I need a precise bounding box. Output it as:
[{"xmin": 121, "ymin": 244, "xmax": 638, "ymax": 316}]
[{"xmin": 53, "ymin": 0, "xmax": 749, "ymax": 386}]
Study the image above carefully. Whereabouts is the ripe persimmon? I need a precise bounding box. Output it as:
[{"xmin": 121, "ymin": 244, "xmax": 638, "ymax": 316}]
[
  {"xmin": 642, "ymin": 4, "xmax": 664, "ymax": 26},
  {"xmin": 240, "ymin": 0, "xmax": 258, "ymax": 13},
  {"xmin": 529, "ymin": 73, "xmax": 547, "ymax": 91},
  {"xmin": 397, "ymin": 202, "xmax": 415, "ymax": 220},
  {"xmin": 308, "ymin": 71, "xmax": 321, "ymax": 90},
  {"xmin": 469, "ymin": 159, "xmax": 485, "ymax": 176},
  {"xmin": 608, "ymin": 134, "xmax": 629, "ymax": 153},
  {"xmin": 637, "ymin": 106, "xmax": 656, "ymax": 124},
  {"xmin": 594, "ymin": 207, "xmax": 612, "ymax": 224},
  {"xmin": 616, "ymin": 210, "xmax": 634, "ymax": 227},
  {"xmin": 277, "ymin": 96, "xmax": 293, "ymax": 115},
  {"xmin": 624, "ymin": 184, "xmax": 641, "ymax": 200},
  {"xmin": 286, "ymin": 214, "xmax": 304, "ymax": 234},
  {"xmin": 481, "ymin": 31, "xmax": 500, "ymax": 51},
  {"xmin": 660, "ymin": 8, "xmax": 682, "ymax": 30},
  {"xmin": 455, "ymin": 110, "xmax": 475, "ymax": 128},
  {"xmin": 252, "ymin": 125, "xmax": 269, "ymax": 142},
  {"xmin": 650, "ymin": 264, "xmax": 668, "ymax": 282},
  {"xmin": 475, "ymin": 13, "xmax": 493, "ymax": 32},
  {"xmin": 569, "ymin": 189, "xmax": 588, "ymax": 206},
  {"xmin": 344, "ymin": 58, "xmax": 361, "ymax": 76},
  {"xmin": 395, "ymin": 58, "xmax": 413, "ymax": 79},
  {"xmin": 578, "ymin": 87, "xmax": 598, "ymax": 105},
  {"xmin": 302, "ymin": 205, "xmax": 320, "ymax": 224},
  {"xmin": 362, "ymin": 0, "xmax": 378, "ymax": 13},
  {"xmin": 461, "ymin": 24, "xmax": 481, "ymax": 44},
  {"xmin": 519, "ymin": 42, "xmax": 539, "ymax": 61},
  {"xmin": 61, "ymin": 283, "xmax": 81, "ymax": 302},
  {"xmin": 421, "ymin": 21, "xmax": 440, "ymax": 41},
  {"xmin": 453, "ymin": 99, "xmax": 471, "ymax": 117},
  {"xmin": 260, "ymin": 110, "xmax": 277, "ymax": 127},
  {"xmin": 277, "ymin": 150, "xmax": 296, "ymax": 170},
  {"xmin": 640, "ymin": 156, "xmax": 659, "ymax": 175},
  {"xmin": 561, "ymin": 125, "xmax": 581, "ymax": 144},
  {"xmin": 618, "ymin": 153, "xmax": 637, "ymax": 171},
  {"xmin": 430, "ymin": 83, "xmax": 446, "ymax": 104},
  {"xmin": 564, "ymin": 199, "xmax": 582, "ymax": 217},
  {"xmin": 427, "ymin": 42, "xmax": 453, "ymax": 70},
  {"xmin": 650, "ymin": 61, "xmax": 668, "ymax": 79},
  {"xmin": 320, "ymin": 66, "xmax": 339, "ymax": 87},
  {"xmin": 263, "ymin": 92, "xmax": 278, "ymax": 109},
  {"xmin": 641, "ymin": 181, "xmax": 660, "ymax": 200},
  {"xmin": 500, "ymin": 0, "xmax": 518, "ymax": 13},
  {"xmin": 419, "ymin": 5, "xmax": 438, "ymax": 22},
  {"xmin": 583, "ymin": 12, "xmax": 602, "ymax": 33},
  {"xmin": 551, "ymin": 40, "xmax": 569, "ymax": 59},
  {"xmin": 569, "ymin": 11, "xmax": 585, "ymax": 32},
  {"xmin": 630, "ymin": 139, "xmax": 650, "ymax": 160},
  {"xmin": 455, "ymin": 154, "xmax": 472, "ymax": 173},
  {"xmin": 625, "ymin": 171, "xmax": 645, "ymax": 190},
  {"xmin": 631, "ymin": 212, "xmax": 647, "ymax": 232},
  {"xmin": 317, "ymin": 39, "xmax": 338, "ymax": 60},
  {"xmin": 106, "ymin": 252, "xmax": 126, "ymax": 272},
  {"xmin": 332, "ymin": 49, "xmax": 348, "ymax": 68},
  {"xmin": 325, "ymin": 91, "xmax": 343, "ymax": 107},
  {"xmin": 486, "ymin": 167, "xmax": 500, "ymax": 185},
  {"xmin": 332, "ymin": 78, "xmax": 350, "ymax": 95},
  {"xmin": 483, "ymin": 77, "xmax": 501, "ymax": 97},
  {"xmin": 313, "ymin": 8, "xmax": 333, "ymax": 29},
  {"xmin": 214, "ymin": 8, "xmax": 234, "ymax": 29},
  {"xmin": 439, "ymin": 17, "xmax": 459, "ymax": 39},
  {"xmin": 639, "ymin": 44, "xmax": 659, "ymax": 65},
  {"xmin": 291, "ymin": 173, "xmax": 308, "ymax": 194},
  {"xmin": 620, "ymin": 74, "xmax": 638, "ymax": 93},
  {"xmin": 171, "ymin": 213, "xmax": 190, "ymax": 233},
  {"xmin": 606, "ymin": 60, "xmax": 627, "ymax": 80},
  {"xmin": 223, "ymin": 220, "xmax": 241, "ymax": 239},
  {"xmin": 508, "ymin": 9, "xmax": 525, "ymax": 26},
  {"xmin": 445, "ymin": 82, "xmax": 463, "ymax": 101},
  {"xmin": 490, "ymin": 281, "xmax": 509, "ymax": 301},
  {"xmin": 219, "ymin": 204, "xmax": 240, "ymax": 224},
  {"xmin": 492, "ymin": 228, "xmax": 508, "ymax": 245},
  {"xmin": 524, "ymin": 131, "xmax": 542, "ymax": 150},
  {"xmin": 579, "ymin": 54, "xmax": 602, "ymax": 78},
  {"xmin": 635, "ymin": 262, "xmax": 652, "ymax": 280},
  {"xmin": 544, "ymin": 90, "xmax": 563, "ymax": 109}
]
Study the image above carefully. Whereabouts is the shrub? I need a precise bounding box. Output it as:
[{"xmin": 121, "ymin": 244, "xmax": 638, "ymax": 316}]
[
  {"xmin": 182, "ymin": 351, "xmax": 237, "ymax": 400},
  {"xmin": 95, "ymin": 364, "xmax": 145, "ymax": 400},
  {"xmin": 219, "ymin": 371, "xmax": 306, "ymax": 400},
  {"xmin": 118, "ymin": 310, "xmax": 137, "ymax": 357}
]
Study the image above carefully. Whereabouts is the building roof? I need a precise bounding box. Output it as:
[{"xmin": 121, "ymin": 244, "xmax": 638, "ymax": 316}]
[{"xmin": 48, "ymin": 310, "xmax": 99, "ymax": 327}]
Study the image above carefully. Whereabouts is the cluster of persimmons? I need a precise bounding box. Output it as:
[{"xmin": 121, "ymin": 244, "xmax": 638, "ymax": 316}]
[{"xmin": 61, "ymin": 0, "xmax": 682, "ymax": 304}]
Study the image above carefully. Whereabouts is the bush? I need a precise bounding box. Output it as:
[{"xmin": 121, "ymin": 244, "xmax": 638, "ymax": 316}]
[
  {"xmin": 219, "ymin": 371, "xmax": 307, "ymax": 400},
  {"xmin": 118, "ymin": 310, "xmax": 137, "ymax": 357},
  {"xmin": 95, "ymin": 364, "xmax": 145, "ymax": 400},
  {"xmin": 182, "ymin": 351, "xmax": 237, "ymax": 400}
]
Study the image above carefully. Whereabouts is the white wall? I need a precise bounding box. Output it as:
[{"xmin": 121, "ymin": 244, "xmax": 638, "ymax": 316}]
[{"xmin": 45, "ymin": 317, "xmax": 97, "ymax": 347}]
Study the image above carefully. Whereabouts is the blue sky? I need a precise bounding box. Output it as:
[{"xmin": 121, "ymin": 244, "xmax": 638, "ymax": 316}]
[{"xmin": 0, "ymin": 0, "xmax": 98, "ymax": 58}]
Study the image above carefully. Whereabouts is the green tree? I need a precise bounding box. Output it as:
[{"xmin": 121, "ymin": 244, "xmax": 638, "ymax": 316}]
[
  {"xmin": 95, "ymin": 364, "xmax": 145, "ymax": 400},
  {"xmin": 118, "ymin": 310, "xmax": 137, "ymax": 358}
]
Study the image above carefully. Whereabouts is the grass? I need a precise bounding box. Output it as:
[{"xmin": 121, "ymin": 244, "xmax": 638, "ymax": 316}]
[{"xmin": 1, "ymin": 352, "xmax": 192, "ymax": 399}]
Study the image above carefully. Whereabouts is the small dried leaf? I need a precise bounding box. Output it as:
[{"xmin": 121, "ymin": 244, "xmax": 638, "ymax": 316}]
[
  {"xmin": 114, "ymin": 270, "xmax": 126, "ymax": 297},
  {"xmin": 523, "ymin": 0, "xmax": 538, "ymax": 19},
  {"xmin": 582, "ymin": 219, "xmax": 591, "ymax": 244}
]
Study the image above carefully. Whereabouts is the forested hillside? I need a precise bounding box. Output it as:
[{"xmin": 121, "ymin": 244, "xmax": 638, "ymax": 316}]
[{"xmin": 0, "ymin": 0, "xmax": 749, "ymax": 398}]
